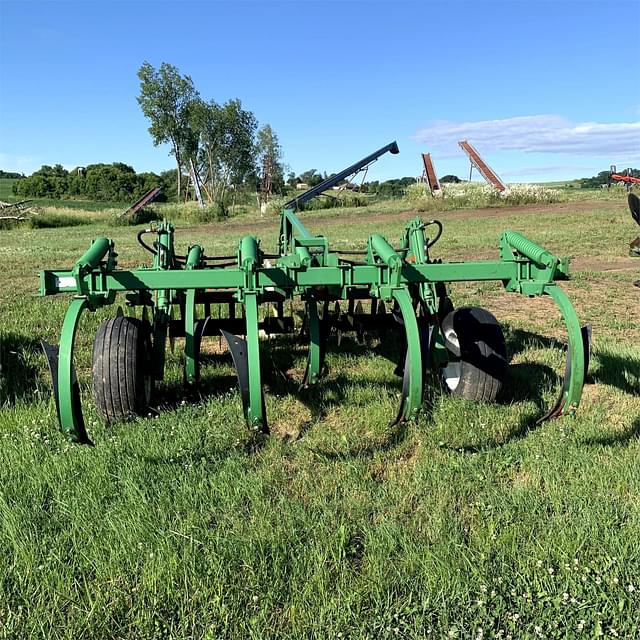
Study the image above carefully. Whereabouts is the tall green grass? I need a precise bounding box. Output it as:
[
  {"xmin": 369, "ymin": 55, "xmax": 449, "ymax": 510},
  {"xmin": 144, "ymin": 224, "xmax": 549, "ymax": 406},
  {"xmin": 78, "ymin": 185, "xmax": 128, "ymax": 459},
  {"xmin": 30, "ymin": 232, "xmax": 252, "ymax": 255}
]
[{"xmin": 0, "ymin": 179, "xmax": 19, "ymax": 201}]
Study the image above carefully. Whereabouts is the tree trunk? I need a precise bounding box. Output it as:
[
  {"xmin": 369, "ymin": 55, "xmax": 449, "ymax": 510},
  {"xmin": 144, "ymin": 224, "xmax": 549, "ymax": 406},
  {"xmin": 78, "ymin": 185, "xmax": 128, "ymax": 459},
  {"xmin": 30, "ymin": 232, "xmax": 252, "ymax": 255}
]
[{"xmin": 175, "ymin": 151, "xmax": 182, "ymax": 200}]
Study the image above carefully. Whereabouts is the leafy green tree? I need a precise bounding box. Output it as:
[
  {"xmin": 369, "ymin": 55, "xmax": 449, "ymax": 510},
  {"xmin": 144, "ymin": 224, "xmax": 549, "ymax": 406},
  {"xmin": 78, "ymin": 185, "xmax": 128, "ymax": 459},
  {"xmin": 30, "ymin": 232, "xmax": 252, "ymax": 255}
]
[
  {"xmin": 193, "ymin": 98, "xmax": 257, "ymax": 205},
  {"xmin": 159, "ymin": 169, "xmax": 182, "ymax": 202},
  {"xmin": 298, "ymin": 169, "xmax": 323, "ymax": 187},
  {"xmin": 579, "ymin": 171, "xmax": 612, "ymax": 189},
  {"xmin": 137, "ymin": 61, "xmax": 200, "ymax": 199},
  {"xmin": 256, "ymin": 124, "xmax": 284, "ymax": 201},
  {"xmin": 32, "ymin": 164, "xmax": 68, "ymax": 178},
  {"xmin": 440, "ymin": 174, "xmax": 461, "ymax": 183}
]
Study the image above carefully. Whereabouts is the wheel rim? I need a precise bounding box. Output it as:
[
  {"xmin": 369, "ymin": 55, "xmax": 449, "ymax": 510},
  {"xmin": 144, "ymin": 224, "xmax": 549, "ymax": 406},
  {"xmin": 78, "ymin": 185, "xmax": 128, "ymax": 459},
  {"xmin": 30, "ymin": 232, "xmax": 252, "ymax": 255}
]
[
  {"xmin": 443, "ymin": 325, "xmax": 461, "ymax": 391},
  {"xmin": 443, "ymin": 361, "xmax": 461, "ymax": 391}
]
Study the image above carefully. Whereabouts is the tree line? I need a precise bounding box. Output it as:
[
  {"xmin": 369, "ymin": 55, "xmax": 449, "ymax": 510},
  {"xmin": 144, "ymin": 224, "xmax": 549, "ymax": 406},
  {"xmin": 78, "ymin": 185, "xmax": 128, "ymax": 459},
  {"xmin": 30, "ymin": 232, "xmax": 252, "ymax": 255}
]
[{"xmin": 12, "ymin": 163, "xmax": 175, "ymax": 202}]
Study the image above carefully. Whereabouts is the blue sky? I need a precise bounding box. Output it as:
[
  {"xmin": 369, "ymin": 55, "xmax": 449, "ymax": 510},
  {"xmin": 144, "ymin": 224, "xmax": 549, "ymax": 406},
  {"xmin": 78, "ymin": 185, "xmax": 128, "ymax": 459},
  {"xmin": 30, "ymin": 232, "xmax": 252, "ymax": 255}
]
[{"xmin": 1, "ymin": 0, "xmax": 639, "ymax": 183}]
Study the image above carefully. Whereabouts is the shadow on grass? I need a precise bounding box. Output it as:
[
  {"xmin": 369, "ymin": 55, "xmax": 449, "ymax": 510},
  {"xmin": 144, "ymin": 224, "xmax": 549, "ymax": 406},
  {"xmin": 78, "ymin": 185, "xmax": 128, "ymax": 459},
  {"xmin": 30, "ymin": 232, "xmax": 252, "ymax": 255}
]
[
  {"xmin": 437, "ymin": 328, "xmax": 569, "ymax": 453},
  {"xmin": 451, "ymin": 327, "xmax": 639, "ymax": 453},
  {"xmin": 449, "ymin": 361, "xmax": 557, "ymax": 454},
  {"xmin": 154, "ymin": 324, "xmax": 636, "ymax": 457},
  {"xmin": 581, "ymin": 417, "xmax": 640, "ymax": 447},
  {"xmin": 151, "ymin": 372, "xmax": 238, "ymax": 414},
  {"xmin": 507, "ymin": 327, "xmax": 640, "ymax": 395},
  {"xmin": 590, "ymin": 352, "xmax": 640, "ymax": 396},
  {"xmin": 306, "ymin": 421, "xmax": 409, "ymax": 461},
  {"xmin": 261, "ymin": 331, "xmax": 411, "ymax": 450},
  {"xmin": 265, "ymin": 328, "xmax": 555, "ymax": 455},
  {"xmin": 0, "ymin": 332, "xmax": 44, "ymax": 404}
]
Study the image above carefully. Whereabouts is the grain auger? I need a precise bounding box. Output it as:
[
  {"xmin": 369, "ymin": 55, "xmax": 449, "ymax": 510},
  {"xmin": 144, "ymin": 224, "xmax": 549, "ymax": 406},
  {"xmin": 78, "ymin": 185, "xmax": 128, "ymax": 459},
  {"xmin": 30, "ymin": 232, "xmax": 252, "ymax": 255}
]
[{"xmin": 39, "ymin": 142, "xmax": 590, "ymax": 445}]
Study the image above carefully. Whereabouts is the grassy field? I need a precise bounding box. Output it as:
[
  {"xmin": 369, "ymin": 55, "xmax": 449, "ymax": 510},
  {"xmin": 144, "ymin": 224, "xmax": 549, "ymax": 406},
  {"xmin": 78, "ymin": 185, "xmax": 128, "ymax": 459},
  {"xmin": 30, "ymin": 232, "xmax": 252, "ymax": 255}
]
[{"xmin": 0, "ymin": 193, "xmax": 639, "ymax": 639}]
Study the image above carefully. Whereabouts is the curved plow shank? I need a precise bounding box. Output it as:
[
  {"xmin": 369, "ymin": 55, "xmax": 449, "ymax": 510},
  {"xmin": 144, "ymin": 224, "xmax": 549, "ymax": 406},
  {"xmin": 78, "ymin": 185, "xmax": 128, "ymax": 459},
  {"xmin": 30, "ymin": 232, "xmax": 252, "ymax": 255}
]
[
  {"xmin": 354, "ymin": 301, "xmax": 365, "ymax": 344},
  {"xmin": 389, "ymin": 348, "xmax": 412, "ymax": 427},
  {"xmin": 183, "ymin": 288, "xmax": 198, "ymax": 385},
  {"xmin": 221, "ymin": 293, "xmax": 268, "ymax": 434},
  {"xmin": 537, "ymin": 287, "xmax": 591, "ymax": 423},
  {"xmin": 301, "ymin": 298, "xmax": 328, "ymax": 389},
  {"xmin": 42, "ymin": 298, "xmax": 92, "ymax": 445},
  {"xmin": 629, "ymin": 192, "xmax": 640, "ymax": 226},
  {"xmin": 185, "ymin": 315, "xmax": 210, "ymax": 386},
  {"xmin": 388, "ymin": 289, "xmax": 423, "ymax": 426}
]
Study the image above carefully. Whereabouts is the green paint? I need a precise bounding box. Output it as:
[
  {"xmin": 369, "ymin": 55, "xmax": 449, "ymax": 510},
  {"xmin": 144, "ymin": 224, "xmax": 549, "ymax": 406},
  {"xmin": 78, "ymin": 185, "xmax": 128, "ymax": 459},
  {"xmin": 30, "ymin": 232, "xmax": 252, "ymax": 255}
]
[{"xmin": 40, "ymin": 211, "xmax": 589, "ymax": 442}]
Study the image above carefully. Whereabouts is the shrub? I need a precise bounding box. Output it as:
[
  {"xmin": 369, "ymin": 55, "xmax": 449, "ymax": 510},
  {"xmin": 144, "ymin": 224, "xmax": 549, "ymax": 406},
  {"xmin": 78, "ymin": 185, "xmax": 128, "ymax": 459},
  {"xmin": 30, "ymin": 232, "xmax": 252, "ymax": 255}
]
[
  {"xmin": 26, "ymin": 214, "xmax": 91, "ymax": 229},
  {"xmin": 266, "ymin": 196, "xmax": 288, "ymax": 216},
  {"xmin": 500, "ymin": 183, "xmax": 563, "ymax": 204},
  {"xmin": 151, "ymin": 201, "xmax": 230, "ymax": 224},
  {"xmin": 299, "ymin": 192, "xmax": 368, "ymax": 211},
  {"xmin": 403, "ymin": 182, "xmax": 564, "ymax": 212},
  {"xmin": 405, "ymin": 183, "xmax": 432, "ymax": 201}
]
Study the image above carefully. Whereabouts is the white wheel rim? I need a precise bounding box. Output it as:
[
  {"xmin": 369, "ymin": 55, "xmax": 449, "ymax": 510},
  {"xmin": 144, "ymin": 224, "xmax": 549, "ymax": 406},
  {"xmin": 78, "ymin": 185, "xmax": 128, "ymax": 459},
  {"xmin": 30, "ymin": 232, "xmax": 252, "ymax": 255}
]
[
  {"xmin": 444, "ymin": 326, "xmax": 460, "ymax": 354},
  {"xmin": 443, "ymin": 361, "xmax": 461, "ymax": 391},
  {"xmin": 443, "ymin": 326, "xmax": 461, "ymax": 390}
]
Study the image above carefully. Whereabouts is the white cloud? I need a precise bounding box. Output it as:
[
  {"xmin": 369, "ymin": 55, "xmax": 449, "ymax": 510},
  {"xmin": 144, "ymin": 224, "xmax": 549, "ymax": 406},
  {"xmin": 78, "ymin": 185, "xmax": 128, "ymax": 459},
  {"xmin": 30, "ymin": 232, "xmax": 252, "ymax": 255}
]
[{"xmin": 412, "ymin": 115, "xmax": 640, "ymax": 159}]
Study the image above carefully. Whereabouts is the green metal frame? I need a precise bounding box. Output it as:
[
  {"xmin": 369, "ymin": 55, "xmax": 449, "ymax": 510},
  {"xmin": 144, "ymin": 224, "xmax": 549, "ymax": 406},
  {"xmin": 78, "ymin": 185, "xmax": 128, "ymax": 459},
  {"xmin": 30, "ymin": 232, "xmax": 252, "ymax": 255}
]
[{"xmin": 40, "ymin": 205, "xmax": 589, "ymax": 444}]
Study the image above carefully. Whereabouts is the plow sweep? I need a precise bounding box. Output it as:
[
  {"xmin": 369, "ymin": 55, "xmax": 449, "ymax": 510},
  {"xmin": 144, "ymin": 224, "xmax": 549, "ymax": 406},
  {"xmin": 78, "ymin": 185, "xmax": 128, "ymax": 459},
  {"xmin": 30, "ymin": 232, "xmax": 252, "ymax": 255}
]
[{"xmin": 39, "ymin": 143, "xmax": 590, "ymax": 444}]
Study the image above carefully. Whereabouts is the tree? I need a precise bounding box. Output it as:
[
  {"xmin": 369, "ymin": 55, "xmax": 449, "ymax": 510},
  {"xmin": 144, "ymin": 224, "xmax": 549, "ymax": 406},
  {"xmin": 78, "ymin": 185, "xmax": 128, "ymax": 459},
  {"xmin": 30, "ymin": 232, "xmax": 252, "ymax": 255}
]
[
  {"xmin": 33, "ymin": 164, "xmax": 68, "ymax": 178},
  {"xmin": 137, "ymin": 61, "xmax": 200, "ymax": 199},
  {"xmin": 256, "ymin": 124, "xmax": 284, "ymax": 202},
  {"xmin": 579, "ymin": 170, "xmax": 614, "ymax": 189},
  {"xmin": 193, "ymin": 98, "xmax": 257, "ymax": 205},
  {"xmin": 298, "ymin": 169, "xmax": 323, "ymax": 187},
  {"xmin": 440, "ymin": 174, "xmax": 461, "ymax": 183}
]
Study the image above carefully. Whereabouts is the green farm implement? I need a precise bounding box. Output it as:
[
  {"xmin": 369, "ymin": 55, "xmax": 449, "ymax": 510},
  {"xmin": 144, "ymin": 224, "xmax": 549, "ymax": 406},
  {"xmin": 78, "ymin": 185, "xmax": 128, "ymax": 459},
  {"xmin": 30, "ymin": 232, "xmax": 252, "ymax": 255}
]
[{"xmin": 39, "ymin": 142, "xmax": 590, "ymax": 445}]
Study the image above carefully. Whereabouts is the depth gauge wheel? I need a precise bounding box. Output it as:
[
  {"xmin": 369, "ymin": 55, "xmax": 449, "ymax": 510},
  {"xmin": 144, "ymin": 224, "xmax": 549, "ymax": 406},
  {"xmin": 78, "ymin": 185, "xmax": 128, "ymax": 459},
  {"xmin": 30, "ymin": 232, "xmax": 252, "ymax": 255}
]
[
  {"xmin": 92, "ymin": 316, "xmax": 152, "ymax": 423},
  {"xmin": 441, "ymin": 306, "xmax": 507, "ymax": 402}
]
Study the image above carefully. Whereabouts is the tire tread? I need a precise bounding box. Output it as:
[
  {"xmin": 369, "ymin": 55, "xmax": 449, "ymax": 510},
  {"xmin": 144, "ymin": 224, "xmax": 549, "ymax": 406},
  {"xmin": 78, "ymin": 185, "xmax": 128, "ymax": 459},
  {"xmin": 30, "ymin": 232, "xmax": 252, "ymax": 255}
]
[{"xmin": 92, "ymin": 316, "xmax": 150, "ymax": 423}]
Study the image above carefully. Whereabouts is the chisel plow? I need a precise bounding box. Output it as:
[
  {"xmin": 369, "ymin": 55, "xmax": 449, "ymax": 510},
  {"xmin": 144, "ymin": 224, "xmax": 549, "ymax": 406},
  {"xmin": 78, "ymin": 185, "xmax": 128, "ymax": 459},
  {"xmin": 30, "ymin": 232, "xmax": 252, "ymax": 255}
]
[{"xmin": 39, "ymin": 143, "xmax": 590, "ymax": 445}]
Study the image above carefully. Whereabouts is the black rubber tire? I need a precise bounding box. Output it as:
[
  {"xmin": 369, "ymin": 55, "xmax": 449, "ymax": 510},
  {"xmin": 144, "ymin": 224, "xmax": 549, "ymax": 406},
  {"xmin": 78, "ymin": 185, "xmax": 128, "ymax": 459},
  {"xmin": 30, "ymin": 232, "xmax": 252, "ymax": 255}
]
[
  {"xmin": 440, "ymin": 306, "xmax": 507, "ymax": 402},
  {"xmin": 92, "ymin": 316, "xmax": 152, "ymax": 423}
]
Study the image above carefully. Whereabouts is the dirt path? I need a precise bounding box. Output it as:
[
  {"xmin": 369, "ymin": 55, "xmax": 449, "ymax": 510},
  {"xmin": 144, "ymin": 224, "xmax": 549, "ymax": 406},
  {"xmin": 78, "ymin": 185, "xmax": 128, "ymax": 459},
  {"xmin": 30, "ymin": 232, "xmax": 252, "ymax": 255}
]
[
  {"xmin": 572, "ymin": 256, "xmax": 639, "ymax": 273},
  {"xmin": 198, "ymin": 199, "xmax": 624, "ymax": 237}
]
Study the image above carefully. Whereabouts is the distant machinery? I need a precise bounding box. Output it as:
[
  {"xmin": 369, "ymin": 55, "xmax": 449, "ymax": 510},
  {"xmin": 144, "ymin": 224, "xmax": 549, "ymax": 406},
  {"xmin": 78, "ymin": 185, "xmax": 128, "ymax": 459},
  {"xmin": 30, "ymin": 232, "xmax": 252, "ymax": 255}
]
[
  {"xmin": 628, "ymin": 192, "xmax": 640, "ymax": 262},
  {"xmin": 458, "ymin": 140, "xmax": 506, "ymax": 192},
  {"xmin": 609, "ymin": 165, "xmax": 640, "ymax": 191},
  {"xmin": 420, "ymin": 153, "xmax": 441, "ymax": 195},
  {"xmin": 121, "ymin": 187, "xmax": 162, "ymax": 219},
  {"xmin": 419, "ymin": 141, "xmax": 506, "ymax": 195}
]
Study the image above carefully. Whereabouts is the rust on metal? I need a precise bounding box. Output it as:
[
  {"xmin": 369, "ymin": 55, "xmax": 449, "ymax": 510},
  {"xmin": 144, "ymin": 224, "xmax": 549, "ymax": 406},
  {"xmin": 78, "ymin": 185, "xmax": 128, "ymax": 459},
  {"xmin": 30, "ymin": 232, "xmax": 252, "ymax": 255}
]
[{"xmin": 458, "ymin": 140, "xmax": 506, "ymax": 192}]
